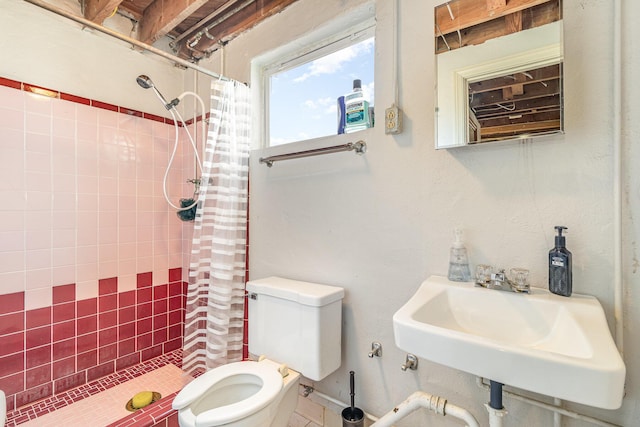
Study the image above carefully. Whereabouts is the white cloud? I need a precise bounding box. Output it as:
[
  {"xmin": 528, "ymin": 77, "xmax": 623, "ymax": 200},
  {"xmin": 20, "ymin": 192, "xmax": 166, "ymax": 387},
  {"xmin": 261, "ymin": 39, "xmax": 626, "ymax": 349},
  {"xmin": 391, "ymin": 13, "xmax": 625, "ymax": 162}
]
[
  {"xmin": 325, "ymin": 104, "xmax": 338, "ymax": 115},
  {"xmin": 294, "ymin": 37, "xmax": 374, "ymax": 83},
  {"xmin": 317, "ymin": 97, "xmax": 334, "ymax": 107},
  {"xmin": 303, "ymin": 96, "xmax": 336, "ymax": 111},
  {"xmin": 362, "ymin": 81, "xmax": 375, "ymax": 105}
]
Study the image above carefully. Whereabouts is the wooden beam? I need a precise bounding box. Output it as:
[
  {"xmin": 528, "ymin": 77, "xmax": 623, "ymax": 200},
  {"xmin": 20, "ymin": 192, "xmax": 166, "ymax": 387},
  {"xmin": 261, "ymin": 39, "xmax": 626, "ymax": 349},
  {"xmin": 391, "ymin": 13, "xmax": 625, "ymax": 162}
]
[
  {"xmin": 480, "ymin": 110, "xmax": 560, "ymax": 127},
  {"xmin": 505, "ymin": 10, "xmax": 523, "ymax": 33},
  {"xmin": 435, "ymin": 1, "xmax": 559, "ymax": 54},
  {"xmin": 139, "ymin": 0, "xmax": 210, "ymax": 45},
  {"xmin": 480, "ymin": 119, "xmax": 561, "ymax": 136},
  {"xmin": 84, "ymin": 0, "xmax": 124, "ymax": 24},
  {"xmin": 435, "ymin": 0, "xmax": 554, "ymax": 37},
  {"xmin": 175, "ymin": 0, "xmax": 299, "ymax": 60},
  {"xmin": 470, "ymin": 79, "xmax": 561, "ymax": 110},
  {"xmin": 487, "ymin": 0, "xmax": 507, "ymax": 11},
  {"xmin": 469, "ymin": 64, "xmax": 560, "ymax": 94}
]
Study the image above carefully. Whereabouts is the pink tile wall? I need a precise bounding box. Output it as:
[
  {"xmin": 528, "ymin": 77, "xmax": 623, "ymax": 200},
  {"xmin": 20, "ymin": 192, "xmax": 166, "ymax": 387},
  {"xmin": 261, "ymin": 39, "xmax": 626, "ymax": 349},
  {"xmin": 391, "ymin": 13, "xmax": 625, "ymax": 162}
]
[
  {"xmin": 0, "ymin": 272, "xmax": 186, "ymax": 411},
  {"xmin": 0, "ymin": 76, "xmax": 194, "ymax": 296},
  {"xmin": 0, "ymin": 76, "xmax": 195, "ymax": 410}
]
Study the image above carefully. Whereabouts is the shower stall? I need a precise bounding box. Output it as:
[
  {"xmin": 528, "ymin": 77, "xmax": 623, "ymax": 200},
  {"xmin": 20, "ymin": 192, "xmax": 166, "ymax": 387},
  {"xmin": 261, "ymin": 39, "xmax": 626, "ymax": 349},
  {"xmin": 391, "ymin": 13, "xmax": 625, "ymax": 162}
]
[{"xmin": 0, "ymin": 1, "xmax": 248, "ymax": 426}]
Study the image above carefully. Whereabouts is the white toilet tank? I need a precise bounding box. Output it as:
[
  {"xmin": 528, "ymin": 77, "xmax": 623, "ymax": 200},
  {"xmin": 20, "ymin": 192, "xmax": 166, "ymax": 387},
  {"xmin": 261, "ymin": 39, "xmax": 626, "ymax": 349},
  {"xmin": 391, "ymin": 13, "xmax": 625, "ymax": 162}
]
[{"xmin": 246, "ymin": 277, "xmax": 344, "ymax": 381}]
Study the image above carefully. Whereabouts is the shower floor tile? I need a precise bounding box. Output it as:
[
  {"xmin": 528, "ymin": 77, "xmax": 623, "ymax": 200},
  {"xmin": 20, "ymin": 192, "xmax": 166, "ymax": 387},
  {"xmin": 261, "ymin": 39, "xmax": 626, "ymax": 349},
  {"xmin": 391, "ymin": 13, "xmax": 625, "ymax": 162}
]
[
  {"xmin": 17, "ymin": 364, "xmax": 188, "ymax": 427},
  {"xmin": 6, "ymin": 349, "xmax": 185, "ymax": 427}
]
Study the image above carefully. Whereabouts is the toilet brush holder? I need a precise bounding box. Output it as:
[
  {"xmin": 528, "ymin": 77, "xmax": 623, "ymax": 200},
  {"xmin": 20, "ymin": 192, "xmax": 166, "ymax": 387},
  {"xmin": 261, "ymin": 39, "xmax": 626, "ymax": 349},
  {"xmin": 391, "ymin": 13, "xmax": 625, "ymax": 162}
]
[{"xmin": 341, "ymin": 371, "xmax": 365, "ymax": 427}]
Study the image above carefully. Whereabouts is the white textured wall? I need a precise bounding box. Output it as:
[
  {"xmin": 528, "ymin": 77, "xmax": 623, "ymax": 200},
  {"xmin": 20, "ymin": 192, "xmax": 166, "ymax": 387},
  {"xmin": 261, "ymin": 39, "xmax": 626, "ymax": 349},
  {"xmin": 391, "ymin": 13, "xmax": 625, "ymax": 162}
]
[
  {"xmin": 0, "ymin": 0, "xmax": 185, "ymax": 119},
  {"xmin": 203, "ymin": 0, "xmax": 640, "ymax": 425}
]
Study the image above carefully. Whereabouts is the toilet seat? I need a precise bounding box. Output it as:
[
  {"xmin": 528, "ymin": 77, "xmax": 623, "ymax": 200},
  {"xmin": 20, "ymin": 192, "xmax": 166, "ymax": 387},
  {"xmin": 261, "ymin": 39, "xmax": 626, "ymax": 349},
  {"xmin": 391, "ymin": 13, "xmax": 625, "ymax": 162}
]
[{"xmin": 173, "ymin": 360, "xmax": 284, "ymax": 426}]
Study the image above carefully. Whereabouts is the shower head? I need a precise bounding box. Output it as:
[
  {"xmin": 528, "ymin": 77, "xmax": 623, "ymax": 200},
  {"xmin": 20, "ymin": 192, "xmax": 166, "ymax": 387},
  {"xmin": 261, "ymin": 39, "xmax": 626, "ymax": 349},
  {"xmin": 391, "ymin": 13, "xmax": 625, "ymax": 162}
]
[
  {"xmin": 136, "ymin": 75, "xmax": 154, "ymax": 89},
  {"xmin": 136, "ymin": 75, "xmax": 179, "ymax": 110}
]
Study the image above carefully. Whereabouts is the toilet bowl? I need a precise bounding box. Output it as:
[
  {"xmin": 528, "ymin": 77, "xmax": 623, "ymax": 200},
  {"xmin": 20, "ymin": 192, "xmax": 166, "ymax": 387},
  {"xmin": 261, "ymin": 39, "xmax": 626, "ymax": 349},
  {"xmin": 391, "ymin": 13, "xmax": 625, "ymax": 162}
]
[{"xmin": 173, "ymin": 358, "xmax": 300, "ymax": 427}]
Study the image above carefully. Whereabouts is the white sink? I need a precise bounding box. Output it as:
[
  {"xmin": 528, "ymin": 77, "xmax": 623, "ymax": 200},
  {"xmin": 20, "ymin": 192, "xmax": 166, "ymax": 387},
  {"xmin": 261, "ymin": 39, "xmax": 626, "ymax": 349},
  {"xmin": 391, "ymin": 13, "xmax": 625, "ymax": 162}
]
[{"xmin": 393, "ymin": 276, "xmax": 625, "ymax": 409}]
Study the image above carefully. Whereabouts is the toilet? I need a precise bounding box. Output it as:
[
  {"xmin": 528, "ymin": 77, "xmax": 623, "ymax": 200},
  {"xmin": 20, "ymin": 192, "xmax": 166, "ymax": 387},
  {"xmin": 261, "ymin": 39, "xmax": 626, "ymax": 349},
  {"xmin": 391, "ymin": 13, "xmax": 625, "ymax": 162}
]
[{"xmin": 173, "ymin": 276, "xmax": 345, "ymax": 427}]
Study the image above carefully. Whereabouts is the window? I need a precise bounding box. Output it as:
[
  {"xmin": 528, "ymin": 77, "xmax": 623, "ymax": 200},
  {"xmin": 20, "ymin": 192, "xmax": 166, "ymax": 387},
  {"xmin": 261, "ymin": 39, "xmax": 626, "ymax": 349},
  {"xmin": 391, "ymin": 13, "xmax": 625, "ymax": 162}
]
[{"xmin": 263, "ymin": 26, "xmax": 375, "ymax": 147}]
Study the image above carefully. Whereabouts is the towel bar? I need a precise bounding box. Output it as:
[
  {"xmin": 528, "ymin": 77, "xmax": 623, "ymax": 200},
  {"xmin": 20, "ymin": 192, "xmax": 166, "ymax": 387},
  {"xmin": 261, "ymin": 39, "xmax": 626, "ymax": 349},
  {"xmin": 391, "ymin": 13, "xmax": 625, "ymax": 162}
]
[{"xmin": 259, "ymin": 141, "xmax": 366, "ymax": 167}]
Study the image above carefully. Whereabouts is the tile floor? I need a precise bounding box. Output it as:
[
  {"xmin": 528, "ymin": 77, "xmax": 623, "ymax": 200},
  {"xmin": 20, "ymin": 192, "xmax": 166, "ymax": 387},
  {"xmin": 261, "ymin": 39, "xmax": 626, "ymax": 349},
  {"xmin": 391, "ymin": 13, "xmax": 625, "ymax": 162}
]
[
  {"xmin": 4, "ymin": 344, "xmax": 355, "ymax": 427},
  {"xmin": 17, "ymin": 364, "xmax": 186, "ymax": 427},
  {"xmin": 5, "ymin": 350, "xmax": 183, "ymax": 426}
]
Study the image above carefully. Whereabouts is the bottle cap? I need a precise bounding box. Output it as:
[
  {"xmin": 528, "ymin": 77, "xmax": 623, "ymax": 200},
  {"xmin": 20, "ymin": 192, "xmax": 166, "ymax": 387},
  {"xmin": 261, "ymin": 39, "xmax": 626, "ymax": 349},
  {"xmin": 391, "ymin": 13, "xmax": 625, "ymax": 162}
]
[
  {"xmin": 554, "ymin": 226, "xmax": 567, "ymax": 247},
  {"xmin": 453, "ymin": 227, "xmax": 464, "ymax": 248},
  {"xmin": 353, "ymin": 79, "xmax": 362, "ymax": 90}
]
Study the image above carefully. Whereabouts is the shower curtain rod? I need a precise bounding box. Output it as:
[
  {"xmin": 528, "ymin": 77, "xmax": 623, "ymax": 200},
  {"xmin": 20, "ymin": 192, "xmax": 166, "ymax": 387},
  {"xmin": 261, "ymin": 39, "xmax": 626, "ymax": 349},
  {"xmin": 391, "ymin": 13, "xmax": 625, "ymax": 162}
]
[
  {"xmin": 259, "ymin": 141, "xmax": 367, "ymax": 167},
  {"xmin": 24, "ymin": 0, "xmax": 230, "ymax": 82}
]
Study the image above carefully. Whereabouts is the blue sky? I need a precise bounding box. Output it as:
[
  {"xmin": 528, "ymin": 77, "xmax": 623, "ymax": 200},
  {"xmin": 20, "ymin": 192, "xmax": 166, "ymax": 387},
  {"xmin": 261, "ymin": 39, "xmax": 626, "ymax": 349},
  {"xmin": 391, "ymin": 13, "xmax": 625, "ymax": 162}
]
[{"xmin": 269, "ymin": 37, "xmax": 375, "ymax": 146}]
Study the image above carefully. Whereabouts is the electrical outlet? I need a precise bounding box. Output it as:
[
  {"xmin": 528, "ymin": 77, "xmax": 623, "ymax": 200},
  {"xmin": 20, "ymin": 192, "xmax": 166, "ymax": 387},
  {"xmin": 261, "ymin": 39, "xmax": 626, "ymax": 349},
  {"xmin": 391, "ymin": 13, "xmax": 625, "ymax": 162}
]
[{"xmin": 385, "ymin": 105, "xmax": 403, "ymax": 134}]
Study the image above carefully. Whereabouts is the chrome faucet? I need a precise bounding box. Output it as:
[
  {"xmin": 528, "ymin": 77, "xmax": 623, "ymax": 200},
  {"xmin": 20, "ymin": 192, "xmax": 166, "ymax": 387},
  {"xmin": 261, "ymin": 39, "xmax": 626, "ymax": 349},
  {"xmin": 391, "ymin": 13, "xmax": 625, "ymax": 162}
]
[{"xmin": 475, "ymin": 266, "xmax": 530, "ymax": 294}]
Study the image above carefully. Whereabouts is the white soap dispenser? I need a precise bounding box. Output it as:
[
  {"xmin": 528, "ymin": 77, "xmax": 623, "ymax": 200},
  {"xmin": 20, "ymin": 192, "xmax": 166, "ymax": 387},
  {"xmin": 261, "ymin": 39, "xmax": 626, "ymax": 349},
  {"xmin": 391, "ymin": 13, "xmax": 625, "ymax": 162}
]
[{"xmin": 448, "ymin": 228, "xmax": 471, "ymax": 282}]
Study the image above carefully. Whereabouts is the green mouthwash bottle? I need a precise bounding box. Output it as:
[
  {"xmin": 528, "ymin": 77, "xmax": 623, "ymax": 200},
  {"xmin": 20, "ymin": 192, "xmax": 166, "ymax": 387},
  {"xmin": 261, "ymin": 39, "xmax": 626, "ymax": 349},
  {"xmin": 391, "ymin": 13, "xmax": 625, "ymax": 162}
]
[{"xmin": 344, "ymin": 79, "xmax": 372, "ymax": 133}]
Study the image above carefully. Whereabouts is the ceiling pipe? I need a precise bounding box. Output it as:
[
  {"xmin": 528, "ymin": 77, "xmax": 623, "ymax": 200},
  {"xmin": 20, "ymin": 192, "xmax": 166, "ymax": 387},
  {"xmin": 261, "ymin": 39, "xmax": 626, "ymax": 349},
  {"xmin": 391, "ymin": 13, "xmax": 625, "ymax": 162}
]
[
  {"xmin": 169, "ymin": 0, "xmax": 238, "ymax": 50},
  {"xmin": 183, "ymin": 0, "xmax": 256, "ymax": 58},
  {"xmin": 23, "ymin": 0, "xmax": 230, "ymax": 81}
]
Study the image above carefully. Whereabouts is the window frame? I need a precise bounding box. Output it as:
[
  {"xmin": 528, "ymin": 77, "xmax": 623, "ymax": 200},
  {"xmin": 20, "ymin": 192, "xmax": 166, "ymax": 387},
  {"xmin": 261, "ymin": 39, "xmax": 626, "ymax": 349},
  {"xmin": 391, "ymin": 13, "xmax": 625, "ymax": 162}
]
[{"xmin": 253, "ymin": 19, "xmax": 375, "ymax": 149}]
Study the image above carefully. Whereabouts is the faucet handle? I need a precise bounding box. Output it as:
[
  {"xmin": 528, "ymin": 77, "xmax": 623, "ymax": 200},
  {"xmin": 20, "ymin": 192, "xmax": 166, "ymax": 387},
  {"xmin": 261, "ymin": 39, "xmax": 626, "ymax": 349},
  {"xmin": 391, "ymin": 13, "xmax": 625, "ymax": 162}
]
[
  {"xmin": 509, "ymin": 268, "xmax": 530, "ymax": 292},
  {"xmin": 475, "ymin": 264, "xmax": 493, "ymax": 285}
]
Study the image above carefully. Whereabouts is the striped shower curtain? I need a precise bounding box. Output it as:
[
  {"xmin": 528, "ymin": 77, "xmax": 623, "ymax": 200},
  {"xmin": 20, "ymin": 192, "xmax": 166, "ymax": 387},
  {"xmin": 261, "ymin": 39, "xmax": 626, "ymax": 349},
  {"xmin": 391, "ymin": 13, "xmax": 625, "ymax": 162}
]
[{"xmin": 182, "ymin": 80, "xmax": 251, "ymax": 375}]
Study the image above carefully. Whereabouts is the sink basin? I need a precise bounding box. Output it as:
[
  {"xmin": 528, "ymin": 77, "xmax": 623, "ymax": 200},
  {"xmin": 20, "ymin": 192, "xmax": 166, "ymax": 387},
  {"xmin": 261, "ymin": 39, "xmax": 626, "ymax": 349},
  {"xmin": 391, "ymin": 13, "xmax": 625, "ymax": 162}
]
[{"xmin": 393, "ymin": 276, "xmax": 625, "ymax": 409}]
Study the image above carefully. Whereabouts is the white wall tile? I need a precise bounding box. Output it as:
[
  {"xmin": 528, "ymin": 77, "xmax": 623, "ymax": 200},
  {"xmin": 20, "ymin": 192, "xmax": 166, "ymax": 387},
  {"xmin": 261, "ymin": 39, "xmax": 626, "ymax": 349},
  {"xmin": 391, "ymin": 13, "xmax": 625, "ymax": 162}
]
[
  {"xmin": 118, "ymin": 273, "xmax": 136, "ymax": 292},
  {"xmin": 52, "ymin": 98, "xmax": 76, "ymax": 121},
  {"xmin": 25, "ymin": 230, "xmax": 52, "ymax": 250},
  {"xmin": 137, "ymin": 256, "xmax": 153, "ymax": 274},
  {"xmin": 76, "ymin": 279, "xmax": 98, "ymax": 301},
  {"xmin": 0, "ymin": 211, "xmax": 25, "ymax": 233},
  {"xmin": 52, "ymin": 265, "xmax": 75, "ymax": 286},
  {"xmin": 153, "ymin": 268, "xmax": 168, "ymax": 286},
  {"xmin": 76, "ymin": 262, "xmax": 98, "ymax": 282},
  {"xmin": 0, "ymin": 251, "xmax": 24, "ymax": 273},
  {"xmin": 52, "ymin": 247, "xmax": 75, "ymax": 267},
  {"xmin": 0, "ymin": 231, "xmax": 25, "ymax": 251},
  {"xmin": 52, "ymin": 210, "xmax": 76, "ymax": 230},
  {"xmin": 52, "ymin": 192, "xmax": 76, "ymax": 212},
  {"xmin": 0, "ymin": 271, "xmax": 26, "ymax": 294},
  {"xmin": 25, "ymin": 286, "xmax": 52, "ymax": 310},
  {"xmin": 52, "ymin": 229, "xmax": 76, "ymax": 248},
  {"xmin": 25, "ymin": 268, "xmax": 51, "ymax": 291},
  {"xmin": 25, "ymin": 248, "xmax": 51, "ymax": 270},
  {"xmin": 98, "ymin": 261, "xmax": 117, "ymax": 279},
  {"xmin": 76, "ymin": 245, "xmax": 97, "ymax": 265}
]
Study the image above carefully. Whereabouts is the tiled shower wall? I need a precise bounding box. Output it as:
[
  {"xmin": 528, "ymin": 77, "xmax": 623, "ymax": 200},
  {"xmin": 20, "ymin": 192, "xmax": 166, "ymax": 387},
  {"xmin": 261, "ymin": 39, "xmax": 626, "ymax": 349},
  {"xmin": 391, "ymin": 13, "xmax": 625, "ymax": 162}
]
[{"xmin": 0, "ymin": 78, "xmax": 195, "ymax": 411}]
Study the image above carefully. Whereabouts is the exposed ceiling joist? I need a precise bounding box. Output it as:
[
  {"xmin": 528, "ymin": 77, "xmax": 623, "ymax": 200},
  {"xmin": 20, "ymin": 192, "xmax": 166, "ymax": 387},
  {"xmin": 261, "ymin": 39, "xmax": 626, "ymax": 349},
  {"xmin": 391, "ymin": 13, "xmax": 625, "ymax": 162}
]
[
  {"xmin": 84, "ymin": 0, "xmax": 124, "ymax": 24},
  {"xmin": 171, "ymin": 0, "xmax": 298, "ymax": 60},
  {"xmin": 80, "ymin": 0, "xmax": 301, "ymax": 62},
  {"xmin": 435, "ymin": 0, "xmax": 553, "ymax": 37},
  {"xmin": 138, "ymin": 0, "xmax": 211, "ymax": 45}
]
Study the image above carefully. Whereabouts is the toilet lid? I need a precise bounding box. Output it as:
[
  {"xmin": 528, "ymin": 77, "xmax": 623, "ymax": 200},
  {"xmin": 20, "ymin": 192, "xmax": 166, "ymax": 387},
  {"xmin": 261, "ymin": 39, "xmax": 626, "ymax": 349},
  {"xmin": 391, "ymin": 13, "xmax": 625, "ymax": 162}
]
[{"xmin": 173, "ymin": 360, "xmax": 284, "ymax": 425}]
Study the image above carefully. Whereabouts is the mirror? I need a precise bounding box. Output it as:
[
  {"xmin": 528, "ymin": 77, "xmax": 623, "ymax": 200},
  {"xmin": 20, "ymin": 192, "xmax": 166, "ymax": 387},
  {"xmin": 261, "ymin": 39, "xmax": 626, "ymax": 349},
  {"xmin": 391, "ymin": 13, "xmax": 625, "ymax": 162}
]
[{"xmin": 435, "ymin": 0, "xmax": 563, "ymax": 149}]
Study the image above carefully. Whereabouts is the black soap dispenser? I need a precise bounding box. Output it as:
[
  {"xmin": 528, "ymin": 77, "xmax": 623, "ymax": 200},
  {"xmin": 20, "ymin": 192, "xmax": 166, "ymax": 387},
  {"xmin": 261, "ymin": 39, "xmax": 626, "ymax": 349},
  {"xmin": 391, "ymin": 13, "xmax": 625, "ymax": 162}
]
[{"xmin": 549, "ymin": 226, "xmax": 572, "ymax": 297}]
